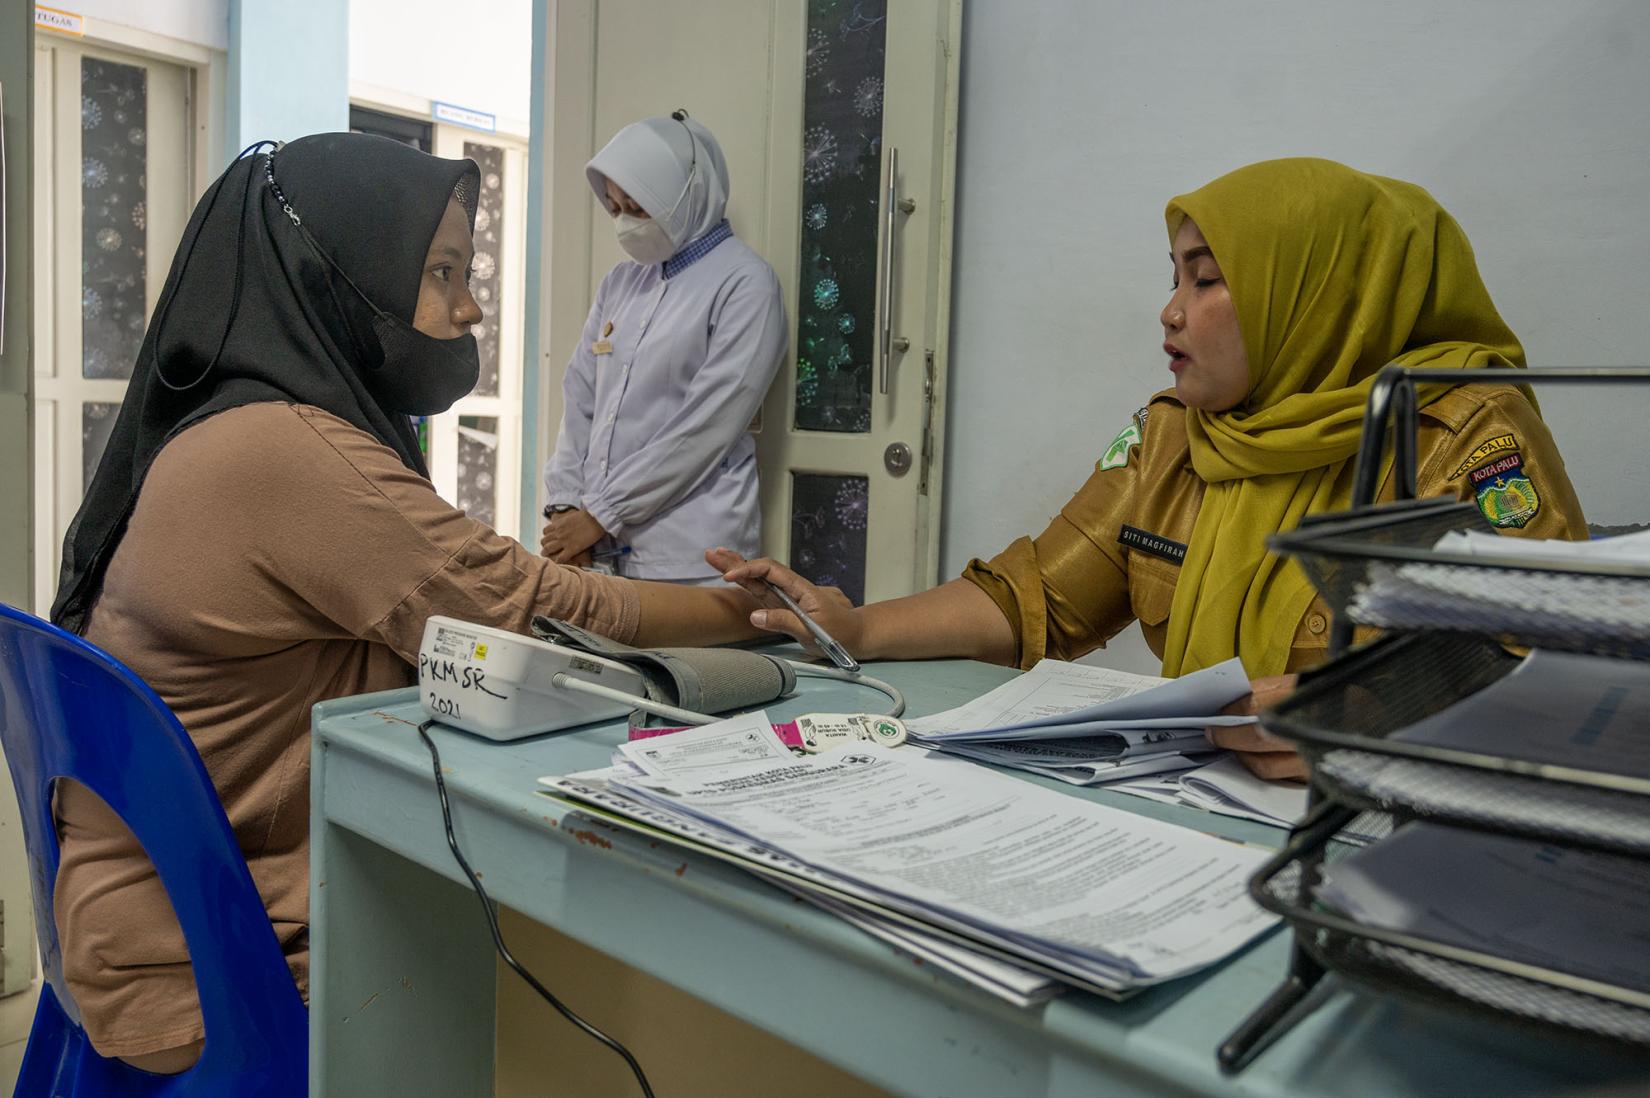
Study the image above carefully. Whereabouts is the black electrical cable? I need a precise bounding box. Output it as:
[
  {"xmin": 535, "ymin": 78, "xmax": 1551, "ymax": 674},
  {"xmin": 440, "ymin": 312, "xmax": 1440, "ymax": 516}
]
[{"xmin": 415, "ymin": 720, "xmax": 656, "ymax": 1098}]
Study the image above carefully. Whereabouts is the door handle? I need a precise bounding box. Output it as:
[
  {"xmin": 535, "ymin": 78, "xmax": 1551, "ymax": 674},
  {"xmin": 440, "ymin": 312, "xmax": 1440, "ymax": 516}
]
[{"xmin": 875, "ymin": 146, "xmax": 917, "ymax": 395}]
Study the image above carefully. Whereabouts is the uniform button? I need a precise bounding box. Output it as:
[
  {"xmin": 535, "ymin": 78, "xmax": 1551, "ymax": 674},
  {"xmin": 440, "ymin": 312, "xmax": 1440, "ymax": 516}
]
[
  {"xmin": 607, "ymin": 413, "xmax": 616, "ymax": 424},
  {"xmin": 1307, "ymin": 612, "xmax": 1328, "ymax": 636}
]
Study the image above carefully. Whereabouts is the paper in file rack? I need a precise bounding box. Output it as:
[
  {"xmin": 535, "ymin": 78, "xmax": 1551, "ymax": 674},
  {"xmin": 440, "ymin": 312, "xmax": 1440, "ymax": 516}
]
[
  {"xmin": 1388, "ymin": 647, "xmax": 1650, "ymax": 779},
  {"xmin": 1319, "ymin": 824, "xmax": 1650, "ymax": 1005},
  {"xmin": 1349, "ymin": 529, "xmax": 1650, "ymax": 655},
  {"xmin": 1305, "ymin": 647, "xmax": 1650, "ymax": 853},
  {"xmin": 540, "ymin": 714, "xmax": 1279, "ymax": 1000}
]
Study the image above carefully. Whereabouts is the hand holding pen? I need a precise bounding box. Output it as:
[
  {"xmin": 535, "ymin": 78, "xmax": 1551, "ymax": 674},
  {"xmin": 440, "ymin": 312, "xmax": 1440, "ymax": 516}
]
[
  {"xmin": 705, "ymin": 548, "xmax": 863, "ymax": 670},
  {"xmin": 762, "ymin": 580, "xmax": 860, "ymax": 673}
]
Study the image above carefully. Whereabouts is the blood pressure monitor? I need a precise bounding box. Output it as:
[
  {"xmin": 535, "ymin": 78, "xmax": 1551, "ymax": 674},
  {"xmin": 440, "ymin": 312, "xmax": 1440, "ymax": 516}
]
[{"xmin": 417, "ymin": 616, "xmax": 647, "ymax": 740}]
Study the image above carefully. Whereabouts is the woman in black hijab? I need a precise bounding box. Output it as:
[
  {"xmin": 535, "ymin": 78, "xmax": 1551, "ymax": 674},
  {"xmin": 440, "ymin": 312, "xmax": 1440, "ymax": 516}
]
[
  {"xmin": 54, "ymin": 133, "xmax": 474, "ymax": 629},
  {"xmin": 49, "ymin": 133, "xmax": 761, "ymax": 1070}
]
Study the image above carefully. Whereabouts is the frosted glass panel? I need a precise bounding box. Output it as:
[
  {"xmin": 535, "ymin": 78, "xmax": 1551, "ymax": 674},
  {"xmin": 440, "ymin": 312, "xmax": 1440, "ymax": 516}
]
[
  {"xmin": 81, "ymin": 57, "xmax": 147, "ymax": 381},
  {"xmin": 457, "ymin": 415, "xmax": 499, "ymax": 528},
  {"xmin": 82, "ymin": 402, "xmax": 120, "ymax": 490},
  {"xmin": 789, "ymin": 472, "xmax": 868, "ymax": 605},
  {"xmin": 464, "ymin": 141, "xmax": 505, "ymax": 398},
  {"xmin": 793, "ymin": 0, "xmax": 887, "ymax": 433}
]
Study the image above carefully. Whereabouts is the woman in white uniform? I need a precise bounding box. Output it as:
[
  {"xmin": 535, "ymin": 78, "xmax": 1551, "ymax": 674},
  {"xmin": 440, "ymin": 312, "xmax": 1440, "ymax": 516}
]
[{"xmin": 541, "ymin": 112, "xmax": 787, "ymax": 584}]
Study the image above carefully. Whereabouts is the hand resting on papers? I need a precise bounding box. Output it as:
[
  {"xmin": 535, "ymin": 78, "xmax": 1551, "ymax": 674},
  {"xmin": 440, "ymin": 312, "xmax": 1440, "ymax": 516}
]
[{"xmin": 1207, "ymin": 674, "xmax": 1306, "ymax": 781}]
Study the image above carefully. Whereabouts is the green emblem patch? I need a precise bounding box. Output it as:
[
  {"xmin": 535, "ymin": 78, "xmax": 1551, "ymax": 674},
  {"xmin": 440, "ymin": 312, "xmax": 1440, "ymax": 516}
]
[
  {"xmin": 1469, "ymin": 452, "xmax": 1540, "ymax": 529},
  {"xmin": 1100, "ymin": 422, "xmax": 1142, "ymax": 471}
]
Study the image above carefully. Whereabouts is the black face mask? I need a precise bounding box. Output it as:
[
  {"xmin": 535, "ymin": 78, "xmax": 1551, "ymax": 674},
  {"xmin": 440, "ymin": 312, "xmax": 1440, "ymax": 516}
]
[
  {"xmin": 367, "ymin": 312, "xmax": 480, "ymax": 415},
  {"xmin": 265, "ymin": 150, "xmax": 479, "ymax": 417}
]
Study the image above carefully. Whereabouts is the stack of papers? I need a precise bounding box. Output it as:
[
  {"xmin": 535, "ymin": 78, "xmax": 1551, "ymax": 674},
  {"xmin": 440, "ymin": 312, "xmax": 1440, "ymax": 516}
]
[
  {"xmin": 901, "ymin": 658, "xmax": 1255, "ymax": 785},
  {"xmin": 540, "ymin": 713, "xmax": 1279, "ymax": 1005},
  {"xmin": 1349, "ymin": 529, "xmax": 1650, "ymax": 653},
  {"xmin": 1115, "ymin": 756, "xmax": 1390, "ymax": 845},
  {"xmin": 1114, "ymin": 755, "xmax": 1308, "ymax": 827}
]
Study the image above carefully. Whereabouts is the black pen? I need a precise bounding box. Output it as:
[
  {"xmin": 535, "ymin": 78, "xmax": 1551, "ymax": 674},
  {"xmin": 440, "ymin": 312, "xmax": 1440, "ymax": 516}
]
[{"xmin": 765, "ymin": 580, "xmax": 860, "ymax": 673}]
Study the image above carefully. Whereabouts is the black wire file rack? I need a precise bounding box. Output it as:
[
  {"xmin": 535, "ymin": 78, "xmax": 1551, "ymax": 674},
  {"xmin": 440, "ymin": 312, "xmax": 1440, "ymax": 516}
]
[{"xmin": 1217, "ymin": 365, "xmax": 1650, "ymax": 1073}]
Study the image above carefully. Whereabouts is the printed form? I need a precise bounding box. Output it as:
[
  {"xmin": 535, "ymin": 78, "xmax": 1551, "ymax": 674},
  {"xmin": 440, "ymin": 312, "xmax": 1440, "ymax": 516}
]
[{"xmin": 604, "ymin": 721, "xmax": 1277, "ymax": 983}]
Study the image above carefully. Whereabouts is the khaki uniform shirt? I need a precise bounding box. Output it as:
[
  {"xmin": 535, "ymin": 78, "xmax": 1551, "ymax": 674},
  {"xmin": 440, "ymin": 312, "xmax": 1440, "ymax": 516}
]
[
  {"xmin": 59, "ymin": 402, "xmax": 641, "ymax": 1058},
  {"xmin": 964, "ymin": 384, "xmax": 1587, "ymax": 672}
]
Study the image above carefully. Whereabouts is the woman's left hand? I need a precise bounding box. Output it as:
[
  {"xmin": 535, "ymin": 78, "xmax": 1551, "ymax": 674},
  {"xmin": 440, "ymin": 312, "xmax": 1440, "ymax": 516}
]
[
  {"xmin": 540, "ymin": 509, "xmax": 607, "ymax": 563},
  {"xmin": 1205, "ymin": 674, "xmax": 1307, "ymax": 781}
]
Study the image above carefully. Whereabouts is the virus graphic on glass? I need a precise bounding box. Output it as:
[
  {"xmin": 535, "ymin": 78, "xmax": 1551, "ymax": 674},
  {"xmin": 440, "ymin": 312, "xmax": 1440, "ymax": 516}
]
[
  {"xmin": 802, "ymin": 126, "xmax": 840, "ymax": 185},
  {"xmin": 80, "ymin": 57, "xmax": 147, "ymax": 383},
  {"xmin": 853, "ymin": 77, "xmax": 884, "ymax": 118}
]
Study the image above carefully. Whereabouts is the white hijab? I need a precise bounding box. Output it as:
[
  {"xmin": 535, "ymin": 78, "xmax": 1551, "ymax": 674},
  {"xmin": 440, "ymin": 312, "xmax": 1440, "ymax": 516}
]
[{"xmin": 585, "ymin": 114, "xmax": 731, "ymax": 253}]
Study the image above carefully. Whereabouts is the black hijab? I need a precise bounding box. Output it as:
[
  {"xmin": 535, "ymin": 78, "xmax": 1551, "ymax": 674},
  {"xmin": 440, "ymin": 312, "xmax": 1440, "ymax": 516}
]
[{"xmin": 51, "ymin": 132, "xmax": 480, "ymax": 633}]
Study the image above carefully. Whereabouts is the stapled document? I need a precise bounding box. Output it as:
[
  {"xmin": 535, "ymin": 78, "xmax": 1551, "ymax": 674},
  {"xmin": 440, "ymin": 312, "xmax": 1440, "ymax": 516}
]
[{"xmin": 542, "ymin": 714, "xmax": 1279, "ymax": 995}]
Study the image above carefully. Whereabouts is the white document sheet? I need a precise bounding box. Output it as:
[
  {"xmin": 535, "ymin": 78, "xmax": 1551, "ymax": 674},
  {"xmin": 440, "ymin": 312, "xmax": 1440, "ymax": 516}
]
[
  {"xmin": 611, "ymin": 744, "xmax": 1277, "ymax": 982},
  {"xmin": 1392, "ymin": 648, "xmax": 1650, "ymax": 778},
  {"xmin": 1112, "ymin": 758, "xmax": 1303, "ymax": 829},
  {"xmin": 1320, "ymin": 823, "xmax": 1650, "ymax": 993},
  {"xmin": 937, "ymin": 743, "xmax": 1213, "ymax": 786},
  {"xmin": 773, "ymin": 883, "xmax": 1060, "ymax": 1008},
  {"xmin": 1435, "ymin": 528, "xmax": 1650, "ymax": 565},
  {"xmin": 618, "ymin": 711, "xmax": 795, "ymax": 781},
  {"xmin": 1178, "ymin": 755, "xmax": 1310, "ymax": 823},
  {"xmin": 904, "ymin": 658, "xmax": 1255, "ymax": 741}
]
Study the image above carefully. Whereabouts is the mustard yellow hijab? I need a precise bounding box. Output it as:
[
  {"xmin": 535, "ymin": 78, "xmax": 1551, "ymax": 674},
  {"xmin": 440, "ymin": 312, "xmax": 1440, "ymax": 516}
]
[{"xmin": 1158, "ymin": 158, "xmax": 1528, "ymax": 678}]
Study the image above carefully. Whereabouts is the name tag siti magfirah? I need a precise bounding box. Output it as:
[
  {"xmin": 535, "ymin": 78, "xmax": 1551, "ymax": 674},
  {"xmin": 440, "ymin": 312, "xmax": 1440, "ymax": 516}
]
[{"xmin": 1118, "ymin": 524, "xmax": 1187, "ymax": 566}]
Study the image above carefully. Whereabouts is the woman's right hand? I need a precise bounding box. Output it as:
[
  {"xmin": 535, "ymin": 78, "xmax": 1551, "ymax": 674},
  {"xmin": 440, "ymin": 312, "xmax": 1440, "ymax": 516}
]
[{"xmin": 705, "ymin": 548, "xmax": 864, "ymax": 659}]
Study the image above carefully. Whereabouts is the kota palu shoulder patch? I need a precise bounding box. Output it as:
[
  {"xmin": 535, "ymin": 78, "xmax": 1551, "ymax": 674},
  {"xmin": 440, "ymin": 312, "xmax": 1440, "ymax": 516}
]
[
  {"xmin": 1100, "ymin": 407, "xmax": 1149, "ymax": 471},
  {"xmin": 1469, "ymin": 451, "xmax": 1540, "ymax": 529},
  {"xmin": 1451, "ymin": 433, "xmax": 1517, "ymax": 479}
]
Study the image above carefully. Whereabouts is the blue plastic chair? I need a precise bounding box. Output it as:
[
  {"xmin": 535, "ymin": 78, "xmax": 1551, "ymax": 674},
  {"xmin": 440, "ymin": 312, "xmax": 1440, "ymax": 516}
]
[{"xmin": 0, "ymin": 603, "xmax": 307, "ymax": 1095}]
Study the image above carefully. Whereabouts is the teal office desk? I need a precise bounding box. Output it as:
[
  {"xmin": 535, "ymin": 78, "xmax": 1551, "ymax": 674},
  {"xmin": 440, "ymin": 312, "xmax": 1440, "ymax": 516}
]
[{"xmin": 310, "ymin": 653, "xmax": 1648, "ymax": 1096}]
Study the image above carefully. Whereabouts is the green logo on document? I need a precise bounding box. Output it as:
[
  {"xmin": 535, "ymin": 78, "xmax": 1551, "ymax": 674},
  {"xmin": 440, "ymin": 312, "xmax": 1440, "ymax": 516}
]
[{"xmin": 1100, "ymin": 422, "xmax": 1141, "ymax": 471}]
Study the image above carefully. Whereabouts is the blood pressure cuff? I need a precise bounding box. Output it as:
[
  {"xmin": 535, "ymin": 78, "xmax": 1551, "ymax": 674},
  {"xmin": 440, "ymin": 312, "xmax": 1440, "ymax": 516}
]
[{"xmin": 530, "ymin": 617, "xmax": 796, "ymax": 725}]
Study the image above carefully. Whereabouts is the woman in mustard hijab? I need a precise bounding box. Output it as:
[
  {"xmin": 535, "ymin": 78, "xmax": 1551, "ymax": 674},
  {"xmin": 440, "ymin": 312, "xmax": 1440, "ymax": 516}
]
[{"xmin": 711, "ymin": 158, "xmax": 1587, "ymax": 779}]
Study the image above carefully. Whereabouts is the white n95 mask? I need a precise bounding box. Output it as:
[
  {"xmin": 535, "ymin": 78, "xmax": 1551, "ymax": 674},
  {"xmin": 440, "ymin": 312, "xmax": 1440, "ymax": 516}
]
[{"xmin": 615, "ymin": 213, "xmax": 676, "ymax": 265}]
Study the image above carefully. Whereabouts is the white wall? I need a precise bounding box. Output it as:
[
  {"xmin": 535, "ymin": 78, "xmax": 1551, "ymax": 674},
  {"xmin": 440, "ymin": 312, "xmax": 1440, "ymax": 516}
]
[
  {"xmin": 75, "ymin": 0, "xmax": 228, "ymax": 51},
  {"xmin": 230, "ymin": 0, "xmax": 349, "ymax": 147},
  {"xmin": 943, "ymin": 0, "xmax": 1650, "ymax": 672},
  {"xmin": 349, "ymin": 0, "xmax": 532, "ymax": 135}
]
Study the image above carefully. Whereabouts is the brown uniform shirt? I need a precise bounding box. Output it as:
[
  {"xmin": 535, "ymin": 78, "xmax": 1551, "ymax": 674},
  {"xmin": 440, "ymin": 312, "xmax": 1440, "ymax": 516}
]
[
  {"xmin": 964, "ymin": 384, "xmax": 1587, "ymax": 672},
  {"xmin": 58, "ymin": 402, "xmax": 641, "ymax": 1058}
]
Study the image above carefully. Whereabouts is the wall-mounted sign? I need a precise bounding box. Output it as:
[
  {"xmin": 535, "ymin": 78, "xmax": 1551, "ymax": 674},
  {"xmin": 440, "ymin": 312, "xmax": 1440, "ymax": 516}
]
[
  {"xmin": 34, "ymin": 4, "xmax": 85, "ymax": 36},
  {"xmin": 432, "ymin": 101, "xmax": 496, "ymax": 134}
]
